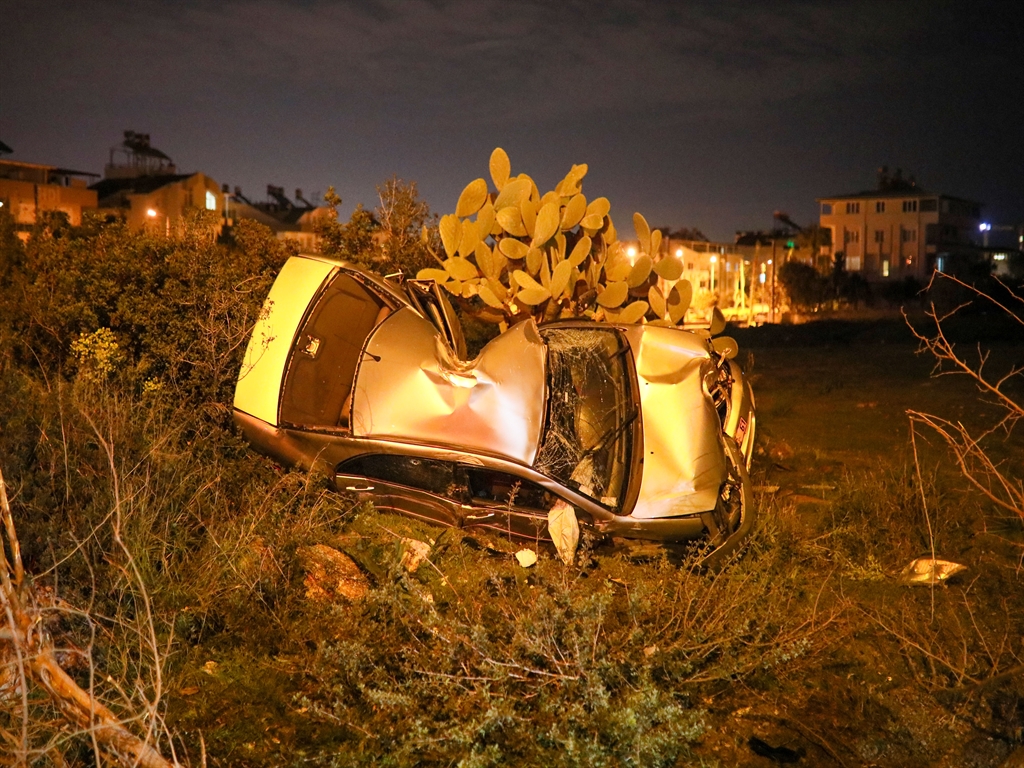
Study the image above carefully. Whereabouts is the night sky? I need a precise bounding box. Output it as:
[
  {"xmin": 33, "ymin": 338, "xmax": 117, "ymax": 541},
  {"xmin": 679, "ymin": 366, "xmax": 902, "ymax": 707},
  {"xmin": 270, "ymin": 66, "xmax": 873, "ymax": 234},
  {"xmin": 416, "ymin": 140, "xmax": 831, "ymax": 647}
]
[{"xmin": 3, "ymin": 0, "xmax": 1022, "ymax": 241}]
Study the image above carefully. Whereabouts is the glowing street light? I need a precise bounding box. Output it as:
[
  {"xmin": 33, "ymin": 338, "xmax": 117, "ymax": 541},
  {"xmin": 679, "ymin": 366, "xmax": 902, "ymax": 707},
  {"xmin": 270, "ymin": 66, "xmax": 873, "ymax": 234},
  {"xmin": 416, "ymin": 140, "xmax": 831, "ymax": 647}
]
[{"xmin": 147, "ymin": 208, "xmax": 158, "ymax": 218}]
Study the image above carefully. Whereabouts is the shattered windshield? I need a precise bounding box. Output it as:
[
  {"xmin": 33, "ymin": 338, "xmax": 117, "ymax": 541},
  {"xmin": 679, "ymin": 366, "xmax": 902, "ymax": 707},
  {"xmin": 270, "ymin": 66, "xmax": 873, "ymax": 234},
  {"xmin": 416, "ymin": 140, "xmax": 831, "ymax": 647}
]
[{"xmin": 535, "ymin": 327, "xmax": 636, "ymax": 511}]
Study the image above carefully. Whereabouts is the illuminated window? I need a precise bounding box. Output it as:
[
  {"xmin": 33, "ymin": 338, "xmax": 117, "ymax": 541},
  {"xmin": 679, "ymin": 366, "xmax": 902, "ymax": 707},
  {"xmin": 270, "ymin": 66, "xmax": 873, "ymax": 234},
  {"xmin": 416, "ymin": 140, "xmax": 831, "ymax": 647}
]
[
  {"xmin": 206, "ymin": 190, "xmax": 217, "ymax": 211},
  {"xmin": 847, "ymin": 256, "xmax": 862, "ymax": 271},
  {"xmin": 882, "ymin": 259, "xmax": 890, "ymax": 277}
]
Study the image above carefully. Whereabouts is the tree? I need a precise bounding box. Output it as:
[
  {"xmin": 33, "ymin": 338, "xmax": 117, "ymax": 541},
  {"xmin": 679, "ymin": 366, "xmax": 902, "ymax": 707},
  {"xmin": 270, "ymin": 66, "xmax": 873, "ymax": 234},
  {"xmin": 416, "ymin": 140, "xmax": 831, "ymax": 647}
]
[{"xmin": 317, "ymin": 177, "xmax": 438, "ymax": 278}]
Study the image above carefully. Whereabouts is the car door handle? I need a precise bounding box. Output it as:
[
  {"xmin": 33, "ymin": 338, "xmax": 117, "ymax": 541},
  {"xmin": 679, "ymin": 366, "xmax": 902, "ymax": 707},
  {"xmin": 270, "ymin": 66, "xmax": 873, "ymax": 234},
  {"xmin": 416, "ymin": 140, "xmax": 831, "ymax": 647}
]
[{"xmin": 345, "ymin": 485, "xmax": 375, "ymax": 492}]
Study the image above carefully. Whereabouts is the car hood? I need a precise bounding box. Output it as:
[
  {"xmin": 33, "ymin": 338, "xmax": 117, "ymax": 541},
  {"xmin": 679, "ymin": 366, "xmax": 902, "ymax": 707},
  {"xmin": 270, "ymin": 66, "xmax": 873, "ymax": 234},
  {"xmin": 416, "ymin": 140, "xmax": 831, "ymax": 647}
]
[
  {"xmin": 623, "ymin": 325, "xmax": 727, "ymax": 518},
  {"xmin": 352, "ymin": 309, "xmax": 548, "ymax": 465}
]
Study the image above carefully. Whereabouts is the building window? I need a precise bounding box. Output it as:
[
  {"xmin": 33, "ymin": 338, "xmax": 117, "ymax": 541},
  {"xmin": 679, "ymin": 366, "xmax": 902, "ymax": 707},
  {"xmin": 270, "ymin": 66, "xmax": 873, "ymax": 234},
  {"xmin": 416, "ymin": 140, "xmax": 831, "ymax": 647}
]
[
  {"xmin": 821, "ymin": 203, "xmax": 832, "ymax": 215},
  {"xmin": 920, "ymin": 198, "xmax": 937, "ymax": 212},
  {"xmin": 902, "ymin": 199, "xmax": 918, "ymax": 213},
  {"xmin": 845, "ymin": 202, "xmax": 861, "ymax": 214},
  {"xmin": 882, "ymin": 259, "xmax": 890, "ymax": 277},
  {"xmin": 874, "ymin": 230, "xmax": 885, "ymax": 243},
  {"xmin": 901, "ymin": 228, "xmax": 917, "ymax": 243},
  {"xmin": 875, "ymin": 201, "xmax": 885, "ymax": 213},
  {"xmin": 847, "ymin": 255, "xmax": 862, "ymax": 271},
  {"xmin": 844, "ymin": 229, "xmax": 860, "ymax": 244},
  {"xmin": 205, "ymin": 190, "xmax": 217, "ymax": 211}
]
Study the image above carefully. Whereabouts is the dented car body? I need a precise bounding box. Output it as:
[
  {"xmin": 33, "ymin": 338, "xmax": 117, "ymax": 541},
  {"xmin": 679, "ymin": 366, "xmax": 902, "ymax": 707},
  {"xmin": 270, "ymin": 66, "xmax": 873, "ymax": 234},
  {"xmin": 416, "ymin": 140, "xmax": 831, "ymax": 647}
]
[{"xmin": 233, "ymin": 255, "xmax": 756, "ymax": 561}]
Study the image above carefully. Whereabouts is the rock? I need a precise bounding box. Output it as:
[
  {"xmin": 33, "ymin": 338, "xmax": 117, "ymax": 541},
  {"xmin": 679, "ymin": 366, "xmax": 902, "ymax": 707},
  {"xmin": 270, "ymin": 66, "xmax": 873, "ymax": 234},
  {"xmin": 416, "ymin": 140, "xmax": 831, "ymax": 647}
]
[{"xmin": 297, "ymin": 544, "xmax": 369, "ymax": 602}]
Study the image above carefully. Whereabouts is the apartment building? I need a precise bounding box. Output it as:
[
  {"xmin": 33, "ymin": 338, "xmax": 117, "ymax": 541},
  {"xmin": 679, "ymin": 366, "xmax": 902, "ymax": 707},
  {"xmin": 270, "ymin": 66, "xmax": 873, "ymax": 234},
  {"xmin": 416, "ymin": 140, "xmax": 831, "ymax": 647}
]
[
  {"xmin": 0, "ymin": 157, "xmax": 98, "ymax": 239},
  {"xmin": 818, "ymin": 169, "xmax": 981, "ymax": 281}
]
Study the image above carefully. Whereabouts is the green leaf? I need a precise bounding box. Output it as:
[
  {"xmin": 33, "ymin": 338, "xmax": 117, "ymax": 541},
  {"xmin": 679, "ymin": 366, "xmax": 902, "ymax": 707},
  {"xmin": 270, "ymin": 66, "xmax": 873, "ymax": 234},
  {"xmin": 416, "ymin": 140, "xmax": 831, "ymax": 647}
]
[
  {"xmin": 627, "ymin": 255, "xmax": 653, "ymax": 287},
  {"xmin": 549, "ymin": 259, "xmax": 573, "ymax": 298},
  {"xmin": 458, "ymin": 219, "xmax": 480, "ymax": 257},
  {"xmin": 496, "ymin": 206, "xmax": 528, "ymax": 237},
  {"xmin": 667, "ymin": 282, "xmax": 691, "ymax": 323},
  {"xmin": 476, "ymin": 201, "xmax": 496, "ymax": 237},
  {"xmin": 444, "ymin": 257, "xmax": 479, "ymax": 282},
  {"xmin": 653, "ymin": 256, "xmax": 683, "ymax": 281},
  {"xmin": 568, "ymin": 236, "xmax": 592, "ymax": 267},
  {"xmin": 712, "ymin": 336, "xmax": 739, "ymax": 359},
  {"xmin": 597, "ymin": 280, "xmax": 628, "ymax": 308},
  {"xmin": 633, "ymin": 212, "xmax": 651, "ymax": 256},
  {"xmin": 513, "ymin": 269, "xmax": 544, "ymax": 293},
  {"xmin": 648, "ymin": 285, "xmax": 667, "ymax": 319},
  {"xmin": 517, "ymin": 285, "xmax": 552, "ymax": 306},
  {"xmin": 478, "ymin": 282, "xmax": 502, "ymax": 308},
  {"xmin": 498, "ymin": 238, "xmax": 529, "ymax": 260},
  {"xmin": 521, "ymin": 197, "xmax": 538, "ymax": 238},
  {"xmin": 489, "ymin": 148, "xmax": 511, "ymax": 190},
  {"xmin": 476, "ymin": 243, "xmax": 496, "ymax": 278},
  {"xmin": 526, "ymin": 247, "xmax": 543, "ymax": 275},
  {"xmin": 493, "ymin": 177, "xmax": 532, "ymax": 211},
  {"xmin": 555, "ymin": 163, "xmax": 588, "ymax": 197},
  {"xmin": 532, "ymin": 202, "xmax": 560, "ymax": 246},
  {"xmin": 439, "ymin": 214, "xmax": 461, "ymax": 258},
  {"xmin": 586, "ymin": 197, "xmax": 610, "ymax": 220},
  {"xmin": 561, "ymin": 194, "xmax": 587, "ymax": 230},
  {"xmin": 710, "ymin": 307, "xmax": 726, "ymax": 335},
  {"xmin": 618, "ymin": 300, "xmax": 650, "ymax": 325},
  {"xmin": 456, "ymin": 178, "xmax": 488, "ymax": 218},
  {"xmin": 416, "ymin": 268, "xmax": 449, "ymax": 283}
]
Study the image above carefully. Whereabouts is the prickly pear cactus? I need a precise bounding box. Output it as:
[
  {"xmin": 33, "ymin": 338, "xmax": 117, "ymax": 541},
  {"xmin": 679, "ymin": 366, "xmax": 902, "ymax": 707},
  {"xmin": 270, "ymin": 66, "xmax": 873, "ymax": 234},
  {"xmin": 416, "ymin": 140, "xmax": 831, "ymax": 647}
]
[{"xmin": 417, "ymin": 148, "xmax": 696, "ymax": 332}]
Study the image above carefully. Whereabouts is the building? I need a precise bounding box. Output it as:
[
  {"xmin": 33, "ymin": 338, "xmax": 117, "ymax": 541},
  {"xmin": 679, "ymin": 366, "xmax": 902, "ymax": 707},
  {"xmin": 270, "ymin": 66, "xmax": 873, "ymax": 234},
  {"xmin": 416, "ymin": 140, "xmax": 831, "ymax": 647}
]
[
  {"xmin": 0, "ymin": 144, "xmax": 98, "ymax": 239},
  {"xmin": 90, "ymin": 131, "xmax": 224, "ymax": 234},
  {"xmin": 818, "ymin": 168, "xmax": 982, "ymax": 281},
  {"xmin": 226, "ymin": 185, "xmax": 331, "ymax": 251}
]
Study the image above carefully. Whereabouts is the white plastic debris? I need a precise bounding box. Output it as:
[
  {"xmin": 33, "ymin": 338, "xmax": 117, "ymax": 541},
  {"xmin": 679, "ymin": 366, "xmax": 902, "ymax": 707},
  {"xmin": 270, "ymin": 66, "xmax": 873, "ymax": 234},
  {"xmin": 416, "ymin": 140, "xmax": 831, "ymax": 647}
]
[
  {"xmin": 399, "ymin": 538, "xmax": 432, "ymax": 573},
  {"xmin": 901, "ymin": 557, "xmax": 967, "ymax": 585},
  {"xmin": 548, "ymin": 499, "xmax": 580, "ymax": 564},
  {"xmin": 515, "ymin": 549, "xmax": 538, "ymax": 568}
]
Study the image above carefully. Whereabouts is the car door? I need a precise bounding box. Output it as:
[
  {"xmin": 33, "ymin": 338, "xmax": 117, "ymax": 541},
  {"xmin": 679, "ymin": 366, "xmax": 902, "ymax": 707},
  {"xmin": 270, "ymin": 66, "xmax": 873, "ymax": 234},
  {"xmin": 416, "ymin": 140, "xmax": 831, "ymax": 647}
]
[
  {"xmin": 335, "ymin": 454, "xmax": 463, "ymax": 528},
  {"xmin": 405, "ymin": 279, "xmax": 468, "ymax": 360},
  {"xmin": 460, "ymin": 466, "xmax": 563, "ymax": 539}
]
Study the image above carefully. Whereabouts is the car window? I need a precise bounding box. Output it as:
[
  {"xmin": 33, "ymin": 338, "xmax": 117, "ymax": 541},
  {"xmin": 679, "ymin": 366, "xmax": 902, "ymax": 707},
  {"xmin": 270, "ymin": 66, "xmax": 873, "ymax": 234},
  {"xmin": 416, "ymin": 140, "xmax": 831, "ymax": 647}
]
[
  {"xmin": 280, "ymin": 273, "xmax": 387, "ymax": 429},
  {"xmin": 338, "ymin": 454, "xmax": 460, "ymax": 498},
  {"xmin": 464, "ymin": 467, "xmax": 554, "ymax": 512}
]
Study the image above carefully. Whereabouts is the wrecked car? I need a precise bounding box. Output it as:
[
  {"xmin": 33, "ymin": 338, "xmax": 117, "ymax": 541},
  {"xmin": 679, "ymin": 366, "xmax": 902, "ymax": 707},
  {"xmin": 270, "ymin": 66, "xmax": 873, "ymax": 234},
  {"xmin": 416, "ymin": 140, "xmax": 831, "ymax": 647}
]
[{"xmin": 233, "ymin": 255, "xmax": 756, "ymax": 562}]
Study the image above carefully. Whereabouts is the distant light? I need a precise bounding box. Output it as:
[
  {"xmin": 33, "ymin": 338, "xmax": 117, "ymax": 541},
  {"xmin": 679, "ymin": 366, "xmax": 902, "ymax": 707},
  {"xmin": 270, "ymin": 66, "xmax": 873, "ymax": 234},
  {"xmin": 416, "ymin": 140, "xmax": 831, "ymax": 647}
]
[
  {"xmin": 0, "ymin": 201, "xmax": 4, "ymax": 209},
  {"xmin": 979, "ymin": 222, "xmax": 992, "ymax": 232},
  {"xmin": 205, "ymin": 190, "xmax": 217, "ymax": 211},
  {"xmin": 675, "ymin": 248, "xmax": 683, "ymax": 257},
  {"xmin": 759, "ymin": 273, "xmax": 766, "ymax": 284},
  {"xmin": 147, "ymin": 208, "xmax": 158, "ymax": 218},
  {"xmin": 627, "ymin": 246, "xmax": 637, "ymax": 257},
  {"xmin": 767, "ymin": 259, "xmax": 773, "ymax": 265},
  {"xmin": 710, "ymin": 255, "xmax": 717, "ymax": 263},
  {"xmin": 994, "ymin": 253, "xmax": 1006, "ymax": 261}
]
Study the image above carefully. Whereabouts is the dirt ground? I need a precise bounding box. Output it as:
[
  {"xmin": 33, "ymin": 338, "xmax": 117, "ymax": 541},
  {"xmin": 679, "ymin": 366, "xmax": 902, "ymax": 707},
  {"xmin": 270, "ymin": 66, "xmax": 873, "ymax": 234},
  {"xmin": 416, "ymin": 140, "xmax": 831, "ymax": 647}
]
[{"xmin": 691, "ymin": 318, "xmax": 1024, "ymax": 768}]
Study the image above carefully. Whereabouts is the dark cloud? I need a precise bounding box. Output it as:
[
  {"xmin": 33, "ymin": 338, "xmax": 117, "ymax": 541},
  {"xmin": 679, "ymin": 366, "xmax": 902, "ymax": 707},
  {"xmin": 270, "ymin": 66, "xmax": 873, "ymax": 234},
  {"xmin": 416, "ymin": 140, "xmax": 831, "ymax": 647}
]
[{"xmin": 2, "ymin": 0, "xmax": 1021, "ymax": 238}]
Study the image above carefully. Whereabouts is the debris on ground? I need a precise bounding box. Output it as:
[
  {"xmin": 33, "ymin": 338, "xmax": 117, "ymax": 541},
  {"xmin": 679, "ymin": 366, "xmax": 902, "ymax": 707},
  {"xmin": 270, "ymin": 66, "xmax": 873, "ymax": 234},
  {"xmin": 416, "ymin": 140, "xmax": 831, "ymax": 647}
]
[
  {"xmin": 900, "ymin": 557, "xmax": 967, "ymax": 586},
  {"xmin": 515, "ymin": 549, "xmax": 538, "ymax": 567},
  {"xmin": 399, "ymin": 537, "xmax": 432, "ymax": 573}
]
